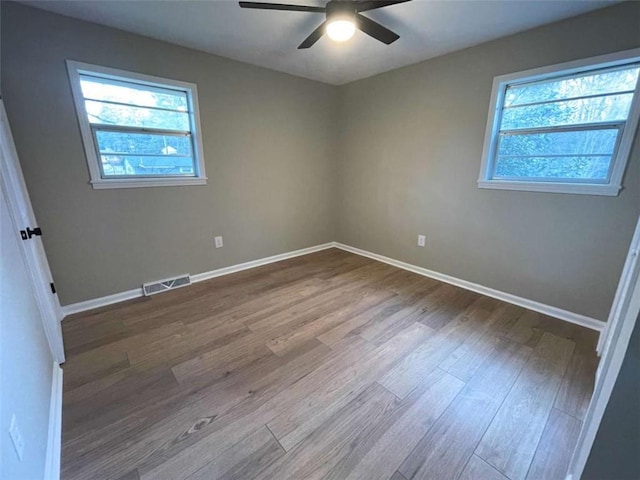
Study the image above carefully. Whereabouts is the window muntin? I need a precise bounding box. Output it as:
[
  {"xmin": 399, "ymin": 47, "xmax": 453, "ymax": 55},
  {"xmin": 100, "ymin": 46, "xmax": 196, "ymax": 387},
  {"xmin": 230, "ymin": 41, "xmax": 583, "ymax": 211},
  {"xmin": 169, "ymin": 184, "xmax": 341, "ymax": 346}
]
[
  {"xmin": 479, "ymin": 51, "xmax": 640, "ymax": 195},
  {"xmin": 67, "ymin": 62, "xmax": 206, "ymax": 188}
]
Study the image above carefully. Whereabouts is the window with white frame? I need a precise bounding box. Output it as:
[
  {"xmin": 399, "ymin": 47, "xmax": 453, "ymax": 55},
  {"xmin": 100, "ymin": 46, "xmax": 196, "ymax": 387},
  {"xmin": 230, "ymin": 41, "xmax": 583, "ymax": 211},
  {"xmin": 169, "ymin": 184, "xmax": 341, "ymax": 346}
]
[
  {"xmin": 478, "ymin": 49, "xmax": 640, "ymax": 196},
  {"xmin": 67, "ymin": 61, "xmax": 207, "ymax": 189}
]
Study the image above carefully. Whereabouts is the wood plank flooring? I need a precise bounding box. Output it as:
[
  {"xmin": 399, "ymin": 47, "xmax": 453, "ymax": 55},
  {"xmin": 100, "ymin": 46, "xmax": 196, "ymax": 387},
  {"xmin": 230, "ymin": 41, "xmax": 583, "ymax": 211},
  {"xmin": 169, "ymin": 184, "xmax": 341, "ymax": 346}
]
[{"xmin": 60, "ymin": 248, "xmax": 599, "ymax": 480}]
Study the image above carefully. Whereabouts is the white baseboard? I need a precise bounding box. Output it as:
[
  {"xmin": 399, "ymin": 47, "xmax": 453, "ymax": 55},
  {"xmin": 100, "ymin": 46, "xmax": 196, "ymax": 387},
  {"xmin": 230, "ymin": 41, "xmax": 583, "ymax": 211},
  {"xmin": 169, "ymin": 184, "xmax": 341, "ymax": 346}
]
[
  {"xmin": 189, "ymin": 243, "xmax": 335, "ymax": 283},
  {"xmin": 61, "ymin": 240, "xmax": 606, "ymax": 333},
  {"xmin": 62, "ymin": 288, "xmax": 143, "ymax": 316},
  {"xmin": 44, "ymin": 362, "xmax": 63, "ymax": 480},
  {"xmin": 61, "ymin": 243, "xmax": 336, "ymax": 316},
  {"xmin": 334, "ymin": 242, "xmax": 606, "ymax": 333}
]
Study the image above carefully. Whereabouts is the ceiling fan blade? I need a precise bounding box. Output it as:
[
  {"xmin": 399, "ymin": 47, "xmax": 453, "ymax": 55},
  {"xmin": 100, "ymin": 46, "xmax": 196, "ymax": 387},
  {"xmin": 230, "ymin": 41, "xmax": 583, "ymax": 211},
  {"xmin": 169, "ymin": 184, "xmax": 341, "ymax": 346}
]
[
  {"xmin": 355, "ymin": 14, "xmax": 399, "ymax": 44},
  {"xmin": 355, "ymin": 0, "xmax": 411, "ymax": 12},
  {"xmin": 239, "ymin": 2, "xmax": 325, "ymax": 13},
  {"xmin": 298, "ymin": 21, "xmax": 327, "ymax": 49}
]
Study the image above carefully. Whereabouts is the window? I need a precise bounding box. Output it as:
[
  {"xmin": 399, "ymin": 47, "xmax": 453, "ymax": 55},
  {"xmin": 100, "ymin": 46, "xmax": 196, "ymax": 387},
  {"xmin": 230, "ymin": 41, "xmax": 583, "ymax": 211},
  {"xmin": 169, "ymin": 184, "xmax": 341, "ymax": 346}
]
[
  {"xmin": 478, "ymin": 49, "xmax": 640, "ymax": 196},
  {"xmin": 67, "ymin": 61, "xmax": 206, "ymax": 189}
]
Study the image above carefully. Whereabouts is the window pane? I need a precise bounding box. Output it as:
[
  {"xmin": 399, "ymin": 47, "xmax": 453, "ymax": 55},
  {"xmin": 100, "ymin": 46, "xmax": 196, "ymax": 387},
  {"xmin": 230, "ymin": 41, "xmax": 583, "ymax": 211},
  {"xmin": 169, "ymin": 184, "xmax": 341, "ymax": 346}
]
[
  {"xmin": 494, "ymin": 155, "xmax": 611, "ymax": 180},
  {"xmin": 504, "ymin": 66, "xmax": 640, "ymax": 107},
  {"xmin": 80, "ymin": 76, "xmax": 188, "ymax": 111},
  {"xmin": 101, "ymin": 155, "xmax": 195, "ymax": 177},
  {"xmin": 484, "ymin": 60, "xmax": 639, "ymax": 190},
  {"xmin": 500, "ymin": 93, "xmax": 633, "ymax": 130},
  {"xmin": 85, "ymin": 100, "xmax": 190, "ymax": 130},
  {"xmin": 95, "ymin": 130, "xmax": 192, "ymax": 156},
  {"xmin": 497, "ymin": 129, "xmax": 619, "ymax": 157}
]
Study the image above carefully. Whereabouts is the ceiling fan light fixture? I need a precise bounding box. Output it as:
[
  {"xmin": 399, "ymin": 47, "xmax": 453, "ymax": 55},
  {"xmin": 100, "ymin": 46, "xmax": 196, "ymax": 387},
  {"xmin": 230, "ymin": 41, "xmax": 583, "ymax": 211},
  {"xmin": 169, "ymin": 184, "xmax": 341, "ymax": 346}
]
[
  {"xmin": 324, "ymin": 2, "xmax": 357, "ymax": 43},
  {"xmin": 239, "ymin": 0, "xmax": 408, "ymax": 49},
  {"xmin": 326, "ymin": 19, "xmax": 356, "ymax": 42}
]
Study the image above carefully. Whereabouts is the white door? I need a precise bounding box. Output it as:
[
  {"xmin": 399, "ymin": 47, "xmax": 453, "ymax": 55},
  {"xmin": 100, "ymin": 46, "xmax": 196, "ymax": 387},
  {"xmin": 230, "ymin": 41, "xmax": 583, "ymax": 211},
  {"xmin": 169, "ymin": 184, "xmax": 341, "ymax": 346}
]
[
  {"xmin": 1, "ymin": 179, "xmax": 62, "ymax": 479},
  {"xmin": 566, "ymin": 215, "xmax": 640, "ymax": 479},
  {"xmin": 0, "ymin": 100, "xmax": 65, "ymax": 363},
  {"xmin": 596, "ymin": 217, "xmax": 640, "ymax": 358}
]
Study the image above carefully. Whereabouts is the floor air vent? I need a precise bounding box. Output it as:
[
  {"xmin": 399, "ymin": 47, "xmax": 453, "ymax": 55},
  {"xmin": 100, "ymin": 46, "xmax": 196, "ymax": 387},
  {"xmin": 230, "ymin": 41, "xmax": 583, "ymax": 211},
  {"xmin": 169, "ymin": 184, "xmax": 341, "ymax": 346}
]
[{"xmin": 143, "ymin": 274, "xmax": 191, "ymax": 296}]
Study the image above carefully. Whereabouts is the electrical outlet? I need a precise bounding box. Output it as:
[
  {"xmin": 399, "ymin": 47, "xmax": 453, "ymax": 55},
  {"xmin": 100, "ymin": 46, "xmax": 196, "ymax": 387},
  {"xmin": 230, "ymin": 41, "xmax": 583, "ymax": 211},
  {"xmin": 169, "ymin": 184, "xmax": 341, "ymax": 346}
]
[
  {"xmin": 214, "ymin": 236, "xmax": 224, "ymax": 249},
  {"xmin": 9, "ymin": 414, "xmax": 24, "ymax": 461},
  {"xmin": 417, "ymin": 235, "xmax": 426, "ymax": 247}
]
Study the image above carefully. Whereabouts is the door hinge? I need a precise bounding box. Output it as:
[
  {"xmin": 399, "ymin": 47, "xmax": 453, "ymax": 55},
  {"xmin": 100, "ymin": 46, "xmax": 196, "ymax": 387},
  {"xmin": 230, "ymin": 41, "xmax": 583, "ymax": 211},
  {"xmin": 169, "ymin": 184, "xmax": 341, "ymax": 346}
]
[
  {"xmin": 20, "ymin": 227, "xmax": 42, "ymax": 240},
  {"xmin": 50, "ymin": 283, "xmax": 56, "ymax": 294},
  {"xmin": 27, "ymin": 227, "xmax": 42, "ymax": 238},
  {"xmin": 19, "ymin": 227, "xmax": 42, "ymax": 240}
]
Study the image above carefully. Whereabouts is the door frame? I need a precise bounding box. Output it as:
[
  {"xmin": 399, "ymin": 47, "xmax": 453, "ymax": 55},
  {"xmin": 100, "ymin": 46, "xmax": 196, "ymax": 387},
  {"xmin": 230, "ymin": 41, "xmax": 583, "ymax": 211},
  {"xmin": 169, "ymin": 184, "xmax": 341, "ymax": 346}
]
[
  {"xmin": 596, "ymin": 216, "xmax": 640, "ymax": 357},
  {"xmin": 0, "ymin": 99, "xmax": 65, "ymax": 363},
  {"xmin": 566, "ymin": 215, "xmax": 640, "ymax": 479}
]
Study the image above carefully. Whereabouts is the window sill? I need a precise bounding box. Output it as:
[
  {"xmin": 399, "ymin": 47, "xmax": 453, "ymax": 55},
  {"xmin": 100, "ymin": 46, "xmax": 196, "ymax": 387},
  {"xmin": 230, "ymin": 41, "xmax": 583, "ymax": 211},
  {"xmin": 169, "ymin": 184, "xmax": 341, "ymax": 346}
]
[
  {"xmin": 90, "ymin": 177, "xmax": 208, "ymax": 189},
  {"xmin": 477, "ymin": 180, "xmax": 621, "ymax": 196}
]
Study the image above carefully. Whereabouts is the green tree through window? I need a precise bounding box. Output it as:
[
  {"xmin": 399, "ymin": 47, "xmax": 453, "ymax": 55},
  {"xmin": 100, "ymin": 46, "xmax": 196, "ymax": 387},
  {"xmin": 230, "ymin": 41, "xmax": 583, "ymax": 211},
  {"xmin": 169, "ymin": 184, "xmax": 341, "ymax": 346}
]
[
  {"xmin": 493, "ymin": 66, "xmax": 639, "ymax": 181},
  {"xmin": 80, "ymin": 76, "xmax": 196, "ymax": 177}
]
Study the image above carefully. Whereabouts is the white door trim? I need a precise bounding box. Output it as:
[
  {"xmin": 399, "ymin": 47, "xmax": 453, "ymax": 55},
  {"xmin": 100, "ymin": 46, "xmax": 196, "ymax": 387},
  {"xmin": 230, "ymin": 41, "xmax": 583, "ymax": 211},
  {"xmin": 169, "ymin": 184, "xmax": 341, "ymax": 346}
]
[
  {"xmin": 0, "ymin": 100, "xmax": 65, "ymax": 363},
  {"xmin": 565, "ymin": 215, "xmax": 640, "ymax": 479},
  {"xmin": 44, "ymin": 362, "xmax": 63, "ymax": 480},
  {"xmin": 596, "ymin": 217, "xmax": 640, "ymax": 355}
]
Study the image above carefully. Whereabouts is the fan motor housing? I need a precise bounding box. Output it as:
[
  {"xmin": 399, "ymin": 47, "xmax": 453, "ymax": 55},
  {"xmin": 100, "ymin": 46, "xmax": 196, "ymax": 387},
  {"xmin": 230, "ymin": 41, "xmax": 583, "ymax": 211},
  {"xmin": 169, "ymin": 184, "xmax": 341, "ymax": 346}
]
[{"xmin": 326, "ymin": 1, "xmax": 357, "ymax": 21}]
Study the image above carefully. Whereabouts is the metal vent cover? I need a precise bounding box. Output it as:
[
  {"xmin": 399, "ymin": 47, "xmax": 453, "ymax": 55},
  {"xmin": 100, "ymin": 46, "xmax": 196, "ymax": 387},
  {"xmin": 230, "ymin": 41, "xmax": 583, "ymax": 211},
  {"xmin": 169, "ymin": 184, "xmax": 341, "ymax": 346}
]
[{"xmin": 143, "ymin": 274, "xmax": 191, "ymax": 296}]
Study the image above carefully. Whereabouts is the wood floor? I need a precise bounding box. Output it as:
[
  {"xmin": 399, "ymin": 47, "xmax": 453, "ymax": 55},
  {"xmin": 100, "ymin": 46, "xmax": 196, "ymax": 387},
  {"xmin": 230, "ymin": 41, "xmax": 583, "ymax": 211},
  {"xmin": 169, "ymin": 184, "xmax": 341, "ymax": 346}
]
[{"xmin": 60, "ymin": 248, "xmax": 599, "ymax": 480}]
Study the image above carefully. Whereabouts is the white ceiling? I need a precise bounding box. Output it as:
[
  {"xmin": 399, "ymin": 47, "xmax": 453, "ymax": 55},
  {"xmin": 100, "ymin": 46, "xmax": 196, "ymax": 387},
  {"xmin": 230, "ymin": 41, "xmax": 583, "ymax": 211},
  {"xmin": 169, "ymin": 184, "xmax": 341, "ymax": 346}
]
[{"xmin": 23, "ymin": 0, "xmax": 620, "ymax": 85}]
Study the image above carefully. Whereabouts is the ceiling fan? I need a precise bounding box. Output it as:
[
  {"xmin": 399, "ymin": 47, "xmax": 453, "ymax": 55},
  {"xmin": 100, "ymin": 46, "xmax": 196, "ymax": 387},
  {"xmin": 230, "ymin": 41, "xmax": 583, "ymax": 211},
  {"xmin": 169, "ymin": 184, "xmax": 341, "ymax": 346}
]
[{"xmin": 239, "ymin": 0, "xmax": 411, "ymax": 49}]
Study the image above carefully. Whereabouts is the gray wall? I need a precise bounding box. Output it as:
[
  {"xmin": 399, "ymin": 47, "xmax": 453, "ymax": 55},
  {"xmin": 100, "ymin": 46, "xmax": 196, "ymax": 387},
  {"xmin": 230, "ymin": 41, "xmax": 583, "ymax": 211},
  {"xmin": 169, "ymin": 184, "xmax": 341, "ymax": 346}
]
[
  {"xmin": 583, "ymin": 314, "xmax": 640, "ymax": 480},
  {"xmin": 1, "ymin": 2, "xmax": 339, "ymax": 305},
  {"xmin": 1, "ymin": 189, "xmax": 55, "ymax": 480},
  {"xmin": 2, "ymin": 2, "xmax": 639, "ymax": 320},
  {"xmin": 336, "ymin": 3, "xmax": 640, "ymax": 321}
]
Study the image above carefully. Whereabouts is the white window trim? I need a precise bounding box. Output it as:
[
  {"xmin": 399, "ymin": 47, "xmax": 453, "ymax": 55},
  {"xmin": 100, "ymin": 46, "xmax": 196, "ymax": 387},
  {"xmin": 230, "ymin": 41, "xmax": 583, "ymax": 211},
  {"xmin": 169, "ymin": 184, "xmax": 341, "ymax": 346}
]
[
  {"xmin": 66, "ymin": 60, "xmax": 207, "ymax": 189},
  {"xmin": 478, "ymin": 48, "xmax": 640, "ymax": 196}
]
